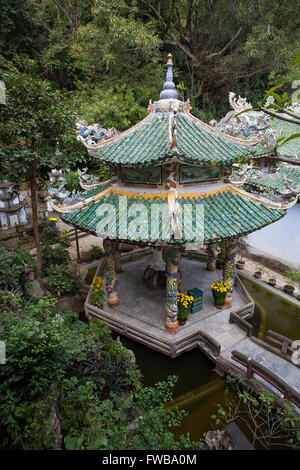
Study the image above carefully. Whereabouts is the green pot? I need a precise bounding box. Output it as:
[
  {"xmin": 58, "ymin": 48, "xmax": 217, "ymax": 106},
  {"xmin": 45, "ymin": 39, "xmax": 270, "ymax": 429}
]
[
  {"xmin": 177, "ymin": 304, "xmax": 190, "ymax": 321},
  {"xmin": 212, "ymin": 289, "xmax": 227, "ymax": 307}
]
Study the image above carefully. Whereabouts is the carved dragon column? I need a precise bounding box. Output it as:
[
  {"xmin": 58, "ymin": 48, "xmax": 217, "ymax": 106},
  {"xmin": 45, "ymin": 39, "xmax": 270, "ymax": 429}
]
[
  {"xmin": 206, "ymin": 243, "xmax": 217, "ymax": 271},
  {"xmin": 222, "ymin": 237, "xmax": 238, "ymax": 308},
  {"xmin": 103, "ymin": 238, "xmax": 120, "ymax": 308},
  {"xmin": 113, "ymin": 240, "xmax": 122, "ymax": 273},
  {"xmin": 165, "ymin": 247, "xmax": 181, "ymax": 334}
]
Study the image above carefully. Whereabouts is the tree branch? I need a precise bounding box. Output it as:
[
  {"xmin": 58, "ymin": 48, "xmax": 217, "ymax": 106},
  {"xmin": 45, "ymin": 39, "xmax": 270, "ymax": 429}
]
[{"xmin": 206, "ymin": 25, "xmax": 244, "ymax": 59}]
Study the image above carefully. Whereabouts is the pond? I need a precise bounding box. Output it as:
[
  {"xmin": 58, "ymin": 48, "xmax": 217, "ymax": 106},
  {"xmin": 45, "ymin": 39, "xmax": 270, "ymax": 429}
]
[{"xmin": 115, "ymin": 277, "xmax": 300, "ymax": 444}]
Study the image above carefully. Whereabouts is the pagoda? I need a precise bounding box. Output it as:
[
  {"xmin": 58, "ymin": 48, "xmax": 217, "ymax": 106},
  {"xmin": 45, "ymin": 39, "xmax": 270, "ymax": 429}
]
[
  {"xmin": 50, "ymin": 54, "xmax": 298, "ymax": 334},
  {"xmin": 0, "ymin": 180, "xmax": 27, "ymax": 229}
]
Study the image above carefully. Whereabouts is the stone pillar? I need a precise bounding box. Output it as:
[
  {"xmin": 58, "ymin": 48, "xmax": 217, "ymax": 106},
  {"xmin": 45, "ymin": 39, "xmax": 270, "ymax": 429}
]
[
  {"xmin": 165, "ymin": 247, "xmax": 181, "ymax": 334},
  {"xmin": 223, "ymin": 237, "xmax": 238, "ymax": 308},
  {"xmin": 206, "ymin": 243, "xmax": 217, "ymax": 271},
  {"xmin": 103, "ymin": 239, "xmax": 120, "ymax": 308}
]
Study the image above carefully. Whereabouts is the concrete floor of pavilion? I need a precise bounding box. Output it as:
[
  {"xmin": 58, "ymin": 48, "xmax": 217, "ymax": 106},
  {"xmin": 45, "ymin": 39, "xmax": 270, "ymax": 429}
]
[{"xmin": 97, "ymin": 256, "xmax": 249, "ymax": 343}]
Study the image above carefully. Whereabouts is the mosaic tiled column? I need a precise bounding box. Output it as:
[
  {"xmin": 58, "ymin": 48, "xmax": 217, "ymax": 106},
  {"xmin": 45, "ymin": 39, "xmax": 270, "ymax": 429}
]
[
  {"xmin": 113, "ymin": 241, "xmax": 122, "ymax": 273},
  {"xmin": 223, "ymin": 237, "xmax": 238, "ymax": 308},
  {"xmin": 165, "ymin": 247, "xmax": 181, "ymax": 334},
  {"xmin": 103, "ymin": 239, "xmax": 120, "ymax": 308},
  {"xmin": 206, "ymin": 243, "xmax": 217, "ymax": 271}
]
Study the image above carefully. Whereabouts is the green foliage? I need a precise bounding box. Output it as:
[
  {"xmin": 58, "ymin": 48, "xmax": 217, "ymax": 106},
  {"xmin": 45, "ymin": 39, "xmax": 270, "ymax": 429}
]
[
  {"xmin": 283, "ymin": 269, "xmax": 299, "ymax": 284},
  {"xmin": 0, "ymin": 0, "xmax": 38, "ymax": 58},
  {"xmin": 0, "ymin": 299, "xmax": 198, "ymax": 450},
  {"xmin": 64, "ymin": 171, "xmax": 82, "ymax": 194},
  {"xmin": 92, "ymin": 164, "xmax": 110, "ymax": 182},
  {"xmin": 89, "ymin": 245, "xmax": 103, "ymax": 259},
  {"xmin": 75, "ymin": 83, "xmax": 148, "ymax": 131},
  {"xmin": 211, "ymin": 372, "xmax": 300, "ymax": 450},
  {"xmin": 38, "ymin": 217, "xmax": 60, "ymax": 244},
  {"xmin": 41, "ymin": 243, "xmax": 70, "ymax": 275},
  {"xmin": 0, "ymin": 56, "xmax": 85, "ymax": 185},
  {"xmin": 0, "ymin": 247, "xmax": 33, "ymax": 294},
  {"xmin": 45, "ymin": 264, "xmax": 78, "ymax": 297}
]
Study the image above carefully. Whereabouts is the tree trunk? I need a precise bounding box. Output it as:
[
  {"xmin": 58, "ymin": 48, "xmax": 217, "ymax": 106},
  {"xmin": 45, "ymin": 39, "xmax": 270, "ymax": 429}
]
[{"xmin": 30, "ymin": 169, "xmax": 42, "ymax": 280}]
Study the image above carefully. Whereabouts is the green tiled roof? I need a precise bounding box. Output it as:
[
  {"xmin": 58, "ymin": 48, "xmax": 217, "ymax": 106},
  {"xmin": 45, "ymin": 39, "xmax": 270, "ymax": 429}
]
[
  {"xmin": 95, "ymin": 114, "xmax": 169, "ymax": 166},
  {"xmin": 61, "ymin": 187, "xmax": 284, "ymax": 245},
  {"xmin": 244, "ymin": 167, "xmax": 300, "ymax": 195},
  {"xmin": 176, "ymin": 114, "xmax": 254, "ymax": 164},
  {"xmin": 93, "ymin": 112, "xmax": 258, "ymax": 167}
]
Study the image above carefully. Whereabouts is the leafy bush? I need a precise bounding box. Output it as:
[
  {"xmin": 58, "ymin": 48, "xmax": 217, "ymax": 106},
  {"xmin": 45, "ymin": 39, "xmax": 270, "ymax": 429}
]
[
  {"xmin": 89, "ymin": 245, "xmax": 103, "ymax": 259},
  {"xmin": 0, "ymin": 299, "xmax": 200, "ymax": 450},
  {"xmin": 64, "ymin": 171, "xmax": 82, "ymax": 193},
  {"xmin": 0, "ymin": 247, "xmax": 33, "ymax": 294},
  {"xmin": 92, "ymin": 164, "xmax": 110, "ymax": 182},
  {"xmin": 42, "ymin": 243, "xmax": 70, "ymax": 275},
  {"xmin": 45, "ymin": 264, "xmax": 78, "ymax": 297},
  {"xmin": 38, "ymin": 217, "xmax": 59, "ymax": 243}
]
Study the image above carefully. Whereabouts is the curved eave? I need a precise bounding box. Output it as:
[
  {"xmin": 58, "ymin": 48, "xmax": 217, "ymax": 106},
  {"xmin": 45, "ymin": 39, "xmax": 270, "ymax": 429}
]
[
  {"xmin": 54, "ymin": 184, "xmax": 286, "ymax": 245},
  {"xmin": 80, "ymin": 114, "xmax": 153, "ymax": 155}
]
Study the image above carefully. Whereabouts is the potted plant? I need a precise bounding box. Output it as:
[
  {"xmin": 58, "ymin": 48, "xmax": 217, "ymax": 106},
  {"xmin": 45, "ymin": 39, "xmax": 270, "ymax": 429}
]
[
  {"xmin": 254, "ymin": 265, "xmax": 267, "ymax": 279},
  {"xmin": 177, "ymin": 293, "xmax": 193, "ymax": 325},
  {"xmin": 211, "ymin": 280, "xmax": 230, "ymax": 309},
  {"xmin": 90, "ymin": 275, "xmax": 105, "ymax": 308},
  {"xmin": 236, "ymin": 257, "xmax": 245, "ymax": 270},
  {"xmin": 283, "ymin": 269, "xmax": 299, "ymax": 297},
  {"xmin": 268, "ymin": 277, "xmax": 277, "ymax": 287},
  {"xmin": 284, "ymin": 284, "xmax": 295, "ymax": 296}
]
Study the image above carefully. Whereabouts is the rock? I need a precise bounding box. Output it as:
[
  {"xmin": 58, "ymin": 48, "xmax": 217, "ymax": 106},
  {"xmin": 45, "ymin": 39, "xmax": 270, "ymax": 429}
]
[
  {"xmin": 204, "ymin": 430, "xmax": 233, "ymax": 450},
  {"xmin": 27, "ymin": 279, "xmax": 49, "ymax": 298},
  {"xmin": 55, "ymin": 292, "xmax": 87, "ymax": 314},
  {"xmin": 29, "ymin": 247, "xmax": 37, "ymax": 256}
]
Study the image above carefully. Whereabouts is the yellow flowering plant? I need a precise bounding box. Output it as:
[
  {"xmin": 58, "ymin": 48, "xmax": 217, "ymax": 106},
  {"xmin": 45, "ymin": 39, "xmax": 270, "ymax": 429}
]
[
  {"xmin": 177, "ymin": 292, "xmax": 193, "ymax": 321},
  {"xmin": 211, "ymin": 280, "xmax": 230, "ymax": 306},
  {"xmin": 211, "ymin": 280, "xmax": 230, "ymax": 293},
  {"xmin": 59, "ymin": 228, "xmax": 71, "ymax": 247},
  {"xmin": 91, "ymin": 276, "xmax": 105, "ymax": 307}
]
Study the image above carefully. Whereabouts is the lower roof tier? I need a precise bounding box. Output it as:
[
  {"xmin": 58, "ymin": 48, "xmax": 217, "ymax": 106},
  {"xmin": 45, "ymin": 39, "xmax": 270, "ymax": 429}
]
[{"xmin": 58, "ymin": 184, "xmax": 285, "ymax": 245}]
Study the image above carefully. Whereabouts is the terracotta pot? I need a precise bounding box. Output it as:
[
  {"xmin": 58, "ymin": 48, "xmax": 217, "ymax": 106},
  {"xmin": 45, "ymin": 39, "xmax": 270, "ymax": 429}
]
[
  {"xmin": 214, "ymin": 303, "xmax": 225, "ymax": 309},
  {"xmin": 254, "ymin": 272, "xmax": 262, "ymax": 279},
  {"xmin": 236, "ymin": 262, "xmax": 245, "ymax": 270},
  {"xmin": 206, "ymin": 261, "xmax": 216, "ymax": 271},
  {"xmin": 178, "ymin": 320, "xmax": 187, "ymax": 326}
]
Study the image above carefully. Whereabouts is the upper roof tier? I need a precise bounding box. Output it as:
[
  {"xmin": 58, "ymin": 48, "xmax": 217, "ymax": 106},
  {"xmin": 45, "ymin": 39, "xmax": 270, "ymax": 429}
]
[{"xmin": 80, "ymin": 55, "xmax": 262, "ymax": 167}]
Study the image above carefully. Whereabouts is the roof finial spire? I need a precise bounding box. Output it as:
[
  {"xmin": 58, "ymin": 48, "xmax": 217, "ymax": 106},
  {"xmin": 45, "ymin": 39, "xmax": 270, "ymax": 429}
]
[{"xmin": 160, "ymin": 53, "xmax": 178, "ymax": 100}]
